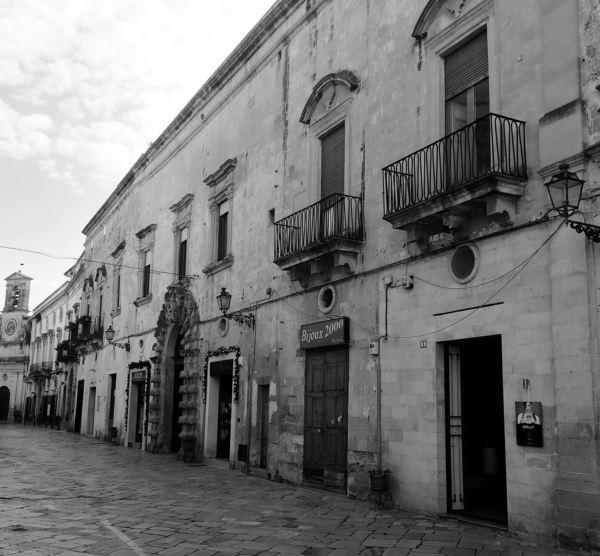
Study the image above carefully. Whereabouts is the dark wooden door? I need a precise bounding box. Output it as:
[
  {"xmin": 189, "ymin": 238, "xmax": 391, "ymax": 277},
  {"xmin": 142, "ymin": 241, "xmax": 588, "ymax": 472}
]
[
  {"xmin": 217, "ymin": 374, "xmax": 232, "ymax": 459},
  {"xmin": 0, "ymin": 386, "xmax": 10, "ymax": 421},
  {"xmin": 259, "ymin": 385, "xmax": 269, "ymax": 468},
  {"xmin": 74, "ymin": 380, "xmax": 84, "ymax": 433},
  {"xmin": 135, "ymin": 382, "xmax": 145, "ymax": 443},
  {"xmin": 304, "ymin": 347, "xmax": 348, "ymax": 490}
]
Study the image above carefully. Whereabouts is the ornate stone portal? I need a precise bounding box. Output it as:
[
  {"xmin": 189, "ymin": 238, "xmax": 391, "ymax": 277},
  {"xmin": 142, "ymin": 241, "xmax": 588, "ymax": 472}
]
[{"xmin": 148, "ymin": 280, "xmax": 201, "ymax": 459}]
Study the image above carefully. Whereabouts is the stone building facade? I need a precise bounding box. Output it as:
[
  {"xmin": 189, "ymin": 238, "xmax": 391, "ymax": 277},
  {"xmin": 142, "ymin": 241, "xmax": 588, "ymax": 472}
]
[{"xmin": 37, "ymin": 0, "xmax": 600, "ymax": 549}]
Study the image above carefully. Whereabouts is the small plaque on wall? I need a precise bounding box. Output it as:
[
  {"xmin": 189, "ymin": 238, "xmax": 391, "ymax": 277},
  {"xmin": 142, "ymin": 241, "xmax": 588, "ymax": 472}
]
[{"xmin": 515, "ymin": 401, "xmax": 543, "ymax": 447}]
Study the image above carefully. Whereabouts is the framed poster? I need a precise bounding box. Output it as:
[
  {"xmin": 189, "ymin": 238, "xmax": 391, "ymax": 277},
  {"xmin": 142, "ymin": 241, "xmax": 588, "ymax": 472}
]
[{"xmin": 515, "ymin": 401, "xmax": 543, "ymax": 447}]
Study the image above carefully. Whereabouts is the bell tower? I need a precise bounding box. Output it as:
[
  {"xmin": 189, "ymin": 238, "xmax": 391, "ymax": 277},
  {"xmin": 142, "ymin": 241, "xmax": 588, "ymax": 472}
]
[
  {"xmin": 1, "ymin": 272, "xmax": 32, "ymax": 343},
  {"xmin": 3, "ymin": 271, "xmax": 32, "ymax": 313}
]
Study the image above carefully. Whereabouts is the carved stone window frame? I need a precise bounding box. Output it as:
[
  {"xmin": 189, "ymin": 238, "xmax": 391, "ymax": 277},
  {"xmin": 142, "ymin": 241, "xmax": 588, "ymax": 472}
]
[
  {"xmin": 135, "ymin": 224, "xmax": 157, "ymax": 305},
  {"xmin": 417, "ymin": 0, "xmax": 496, "ymax": 143},
  {"xmin": 300, "ymin": 71, "xmax": 360, "ymax": 202},
  {"xmin": 203, "ymin": 159, "xmax": 236, "ymax": 276},
  {"xmin": 170, "ymin": 194, "xmax": 194, "ymax": 282},
  {"xmin": 110, "ymin": 240, "xmax": 125, "ymax": 317}
]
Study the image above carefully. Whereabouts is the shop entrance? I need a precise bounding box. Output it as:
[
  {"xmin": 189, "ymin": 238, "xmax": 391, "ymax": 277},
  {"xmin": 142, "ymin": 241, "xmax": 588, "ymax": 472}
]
[
  {"xmin": 445, "ymin": 335, "xmax": 507, "ymax": 523},
  {"xmin": 304, "ymin": 346, "xmax": 348, "ymax": 491},
  {"xmin": 74, "ymin": 380, "xmax": 84, "ymax": 433},
  {"xmin": 0, "ymin": 386, "xmax": 10, "ymax": 421}
]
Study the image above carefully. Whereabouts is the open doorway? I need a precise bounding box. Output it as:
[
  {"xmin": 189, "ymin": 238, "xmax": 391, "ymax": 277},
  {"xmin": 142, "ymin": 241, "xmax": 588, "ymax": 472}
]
[
  {"xmin": 205, "ymin": 359, "xmax": 234, "ymax": 460},
  {"xmin": 445, "ymin": 335, "xmax": 507, "ymax": 523}
]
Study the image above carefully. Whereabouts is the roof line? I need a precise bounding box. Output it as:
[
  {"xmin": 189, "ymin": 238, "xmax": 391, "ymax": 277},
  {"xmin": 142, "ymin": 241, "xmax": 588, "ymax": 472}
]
[{"xmin": 82, "ymin": 0, "xmax": 303, "ymax": 237}]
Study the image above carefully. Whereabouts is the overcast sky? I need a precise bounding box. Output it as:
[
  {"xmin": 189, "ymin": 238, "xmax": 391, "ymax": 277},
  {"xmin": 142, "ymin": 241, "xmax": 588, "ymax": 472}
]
[{"xmin": 0, "ymin": 0, "xmax": 275, "ymax": 310}]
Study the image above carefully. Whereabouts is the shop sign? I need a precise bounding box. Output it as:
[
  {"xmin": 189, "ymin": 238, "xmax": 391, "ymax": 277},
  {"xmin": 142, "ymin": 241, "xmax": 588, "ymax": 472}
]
[
  {"xmin": 131, "ymin": 370, "xmax": 146, "ymax": 383},
  {"xmin": 300, "ymin": 317, "xmax": 349, "ymax": 349},
  {"xmin": 515, "ymin": 401, "xmax": 543, "ymax": 447}
]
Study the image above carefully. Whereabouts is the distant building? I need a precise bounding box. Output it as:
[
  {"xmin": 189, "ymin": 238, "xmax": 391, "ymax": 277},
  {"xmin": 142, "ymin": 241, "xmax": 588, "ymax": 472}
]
[
  {"xmin": 0, "ymin": 271, "xmax": 32, "ymax": 421},
  {"xmin": 33, "ymin": 0, "xmax": 600, "ymax": 549}
]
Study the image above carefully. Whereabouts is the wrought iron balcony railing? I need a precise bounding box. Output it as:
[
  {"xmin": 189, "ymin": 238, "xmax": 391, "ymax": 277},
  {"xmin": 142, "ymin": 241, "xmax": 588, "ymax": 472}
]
[
  {"xmin": 41, "ymin": 361, "xmax": 53, "ymax": 373},
  {"xmin": 29, "ymin": 363, "xmax": 41, "ymax": 374},
  {"xmin": 77, "ymin": 316, "xmax": 103, "ymax": 342},
  {"xmin": 274, "ymin": 193, "xmax": 363, "ymax": 263},
  {"xmin": 382, "ymin": 113, "xmax": 527, "ymax": 220}
]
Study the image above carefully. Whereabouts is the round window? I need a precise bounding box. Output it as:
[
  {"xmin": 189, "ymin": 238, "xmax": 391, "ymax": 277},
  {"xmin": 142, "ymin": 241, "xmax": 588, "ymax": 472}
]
[
  {"xmin": 450, "ymin": 243, "xmax": 479, "ymax": 283},
  {"xmin": 317, "ymin": 285, "xmax": 336, "ymax": 314}
]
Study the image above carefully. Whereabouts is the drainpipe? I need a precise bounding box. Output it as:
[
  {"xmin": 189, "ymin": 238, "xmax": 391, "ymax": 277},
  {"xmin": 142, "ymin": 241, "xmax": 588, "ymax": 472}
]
[
  {"xmin": 375, "ymin": 275, "xmax": 393, "ymax": 473},
  {"xmin": 245, "ymin": 305, "xmax": 257, "ymax": 474}
]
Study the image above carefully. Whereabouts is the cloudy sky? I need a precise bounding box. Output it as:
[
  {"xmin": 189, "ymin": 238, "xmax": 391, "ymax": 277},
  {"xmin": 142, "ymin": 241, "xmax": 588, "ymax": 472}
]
[{"xmin": 0, "ymin": 0, "xmax": 274, "ymax": 310}]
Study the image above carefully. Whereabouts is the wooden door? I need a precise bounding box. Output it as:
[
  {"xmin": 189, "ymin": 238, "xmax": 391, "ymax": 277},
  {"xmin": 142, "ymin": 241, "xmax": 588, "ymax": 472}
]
[
  {"xmin": 135, "ymin": 382, "xmax": 145, "ymax": 443},
  {"xmin": 304, "ymin": 347, "xmax": 348, "ymax": 490}
]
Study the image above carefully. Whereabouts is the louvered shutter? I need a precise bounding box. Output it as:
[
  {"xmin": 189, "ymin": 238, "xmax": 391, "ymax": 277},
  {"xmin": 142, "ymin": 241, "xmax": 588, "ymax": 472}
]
[
  {"xmin": 445, "ymin": 31, "xmax": 488, "ymax": 99},
  {"xmin": 320, "ymin": 124, "xmax": 345, "ymax": 198}
]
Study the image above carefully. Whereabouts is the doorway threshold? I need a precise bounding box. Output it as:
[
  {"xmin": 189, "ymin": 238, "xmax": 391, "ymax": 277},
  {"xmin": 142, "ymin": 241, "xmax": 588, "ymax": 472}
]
[
  {"xmin": 438, "ymin": 512, "xmax": 508, "ymax": 531},
  {"xmin": 204, "ymin": 457, "xmax": 231, "ymax": 471}
]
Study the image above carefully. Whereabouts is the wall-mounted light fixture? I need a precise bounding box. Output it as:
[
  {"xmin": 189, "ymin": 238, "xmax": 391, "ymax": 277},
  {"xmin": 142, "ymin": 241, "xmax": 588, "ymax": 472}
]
[
  {"xmin": 216, "ymin": 287, "xmax": 255, "ymax": 328},
  {"xmin": 544, "ymin": 163, "xmax": 600, "ymax": 242},
  {"xmin": 105, "ymin": 325, "xmax": 131, "ymax": 351}
]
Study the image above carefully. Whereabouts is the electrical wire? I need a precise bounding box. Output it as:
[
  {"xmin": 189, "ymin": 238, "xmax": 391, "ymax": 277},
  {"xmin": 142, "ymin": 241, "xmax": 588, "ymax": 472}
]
[
  {"xmin": 412, "ymin": 220, "xmax": 560, "ymax": 290},
  {"xmin": 386, "ymin": 219, "xmax": 566, "ymax": 339},
  {"xmin": 0, "ymin": 244, "xmax": 200, "ymax": 278}
]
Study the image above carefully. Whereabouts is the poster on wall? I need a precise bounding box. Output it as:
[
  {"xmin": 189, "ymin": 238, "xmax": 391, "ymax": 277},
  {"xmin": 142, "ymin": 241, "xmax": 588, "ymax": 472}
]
[{"xmin": 515, "ymin": 401, "xmax": 543, "ymax": 447}]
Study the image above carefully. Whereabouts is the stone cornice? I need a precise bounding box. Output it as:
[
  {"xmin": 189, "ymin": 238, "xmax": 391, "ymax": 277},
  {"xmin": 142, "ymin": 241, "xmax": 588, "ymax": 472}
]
[
  {"xmin": 204, "ymin": 158, "xmax": 237, "ymax": 187},
  {"xmin": 169, "ymin": 193, "xmax": 195, "ymax": 213},
  {"xmin": 110, "ymin": 240, "xmax": 126, "ymax": 258},
  {"xmin": 585, "ymin": 142, "xmax": 600, "ymax": 165},
  {"xmin": 135, "ymin": 223, "xmax": 157, "ymax": 240},
  {"xmin": 80, "ymin": 0, "xmax": 304, "ymax": 239}
]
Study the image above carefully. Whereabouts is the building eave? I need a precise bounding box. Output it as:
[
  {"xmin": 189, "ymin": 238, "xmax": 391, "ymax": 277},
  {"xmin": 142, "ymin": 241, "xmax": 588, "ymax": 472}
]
[{"xmin": 81, "ymin": 0, "xmax": 303, "ymax": 238}]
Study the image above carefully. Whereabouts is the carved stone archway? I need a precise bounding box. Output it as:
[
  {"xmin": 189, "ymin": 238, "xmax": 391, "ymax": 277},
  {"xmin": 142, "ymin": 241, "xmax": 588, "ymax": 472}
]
[{"xmin": 147, "ymin": 280, "xmax": 201, "ymax": 458}]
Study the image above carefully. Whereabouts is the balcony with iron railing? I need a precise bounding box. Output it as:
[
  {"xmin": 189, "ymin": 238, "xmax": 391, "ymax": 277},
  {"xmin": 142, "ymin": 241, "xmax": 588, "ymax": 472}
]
[
  {"xmin": 273, "ymin": 193, "xmax": 363, "ymax": 284},
  {"xmin": 29, "ymin": 362, "xmax": 51, "ymax": 380},
  {"xmin": 382, "ymin": 113, "xmax": 527, "ymax": 236},
  {"xmin": 77, "ymin": 315, "xmax": 104, "ymax": 343}
]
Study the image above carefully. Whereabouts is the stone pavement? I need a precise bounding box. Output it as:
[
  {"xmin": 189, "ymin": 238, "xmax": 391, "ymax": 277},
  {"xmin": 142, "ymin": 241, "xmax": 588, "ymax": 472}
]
[{"xmin": 0, "ymin": 425, "xmax": 575, "ymax": 556}]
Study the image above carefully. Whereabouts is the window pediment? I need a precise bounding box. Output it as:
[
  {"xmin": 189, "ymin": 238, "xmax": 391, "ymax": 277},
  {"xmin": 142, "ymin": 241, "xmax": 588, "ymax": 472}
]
[
  {"xmin": 413, "ymin": 0, "xmax": 487, "ymax": 40},
  {"xmin": 300, "ymin": 71, "xmax": 360, "ymax": 125}
]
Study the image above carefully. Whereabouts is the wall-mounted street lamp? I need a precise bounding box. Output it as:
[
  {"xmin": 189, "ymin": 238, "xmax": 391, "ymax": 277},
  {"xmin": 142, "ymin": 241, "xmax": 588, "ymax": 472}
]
[
  {"xmin": 105, "ymin": 325, "xmax": 131, "ymax": 351},
  {"xmin": 545, "ymin": 163, "xmax": 600, "ymax": 242},
  {"xmin": 216, "ymin": 287, "xmax": 255, "ymax": 328}
]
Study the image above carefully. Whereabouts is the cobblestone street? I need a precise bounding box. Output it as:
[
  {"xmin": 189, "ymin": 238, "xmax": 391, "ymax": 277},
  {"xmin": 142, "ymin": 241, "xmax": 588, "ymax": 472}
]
[{"xmin": 0, "ymin": 425, "xmax": 574, "ymax": 556}]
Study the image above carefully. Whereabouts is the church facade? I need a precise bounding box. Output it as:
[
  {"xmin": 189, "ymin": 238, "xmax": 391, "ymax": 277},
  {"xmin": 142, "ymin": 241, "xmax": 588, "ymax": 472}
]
[
  {"xmin": 26, "ymin": 0, "xmax": 600, "ymax": 549},
  {"xmin": 0, "ymin": 272, "xmax": 32, "ymax": 422}
]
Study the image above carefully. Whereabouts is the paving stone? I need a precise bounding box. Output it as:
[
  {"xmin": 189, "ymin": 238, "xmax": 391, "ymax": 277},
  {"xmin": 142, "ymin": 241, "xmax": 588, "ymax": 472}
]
[{"xmin": 0, "ymin": 425, "xmax": 579, "ymax": 556}]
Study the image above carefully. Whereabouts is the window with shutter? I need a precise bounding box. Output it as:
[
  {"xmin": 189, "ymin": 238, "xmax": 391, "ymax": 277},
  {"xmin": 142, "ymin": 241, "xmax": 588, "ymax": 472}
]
[
  {"xmin": 320, "ymin": 124, "xmax": 345, "ymax": 199},
  {"xmin": 217, "ymin": 202, "xmax": 228, "ymax": 261}
]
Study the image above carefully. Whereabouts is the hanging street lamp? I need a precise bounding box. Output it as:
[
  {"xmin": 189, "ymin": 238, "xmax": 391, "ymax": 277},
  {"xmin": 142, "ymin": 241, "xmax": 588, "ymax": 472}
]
[
  {"xmin": 105, "ymin": 325, "xmax": 131, "ymax": 351},
  {"xmin": 544, "ymin": 163, "xmax": 600, "ymax": 242},
  {"xmin": 216, "ymin": 287, "xmax": 255, "ymax": 328}
]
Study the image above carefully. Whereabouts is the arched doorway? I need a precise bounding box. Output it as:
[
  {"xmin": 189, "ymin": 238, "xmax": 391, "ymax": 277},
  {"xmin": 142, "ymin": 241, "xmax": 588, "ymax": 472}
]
[
  {"xmin": 0, "ymin": 386, "xmax": 10, "ymax": 421},
  {"xmin": 148, "ymin": 281, "xmax": 201, "ymax": 457}
]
